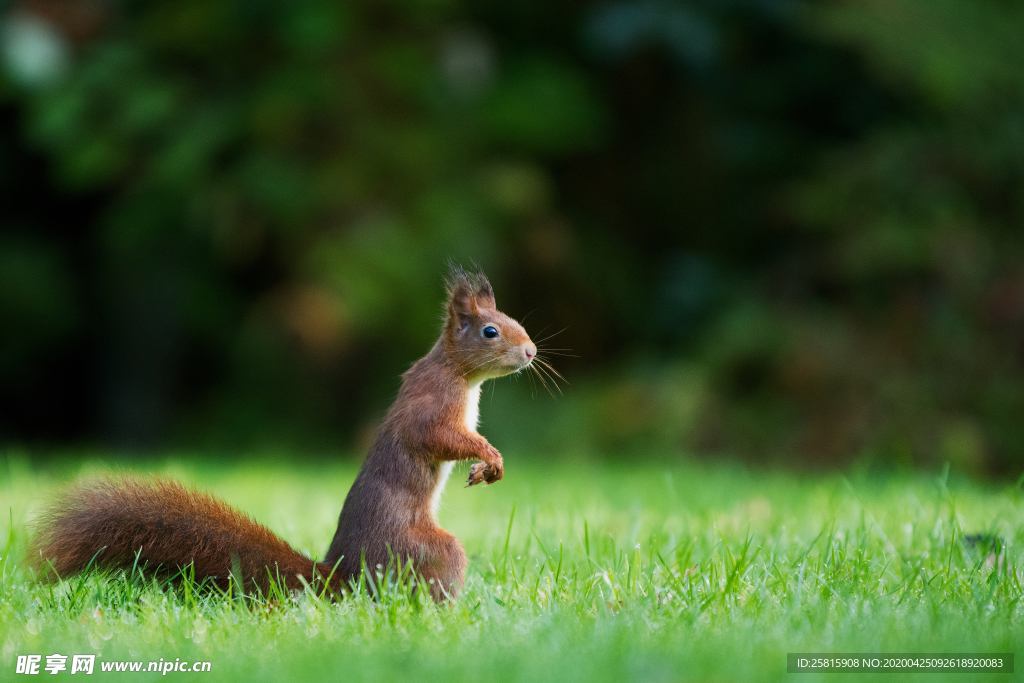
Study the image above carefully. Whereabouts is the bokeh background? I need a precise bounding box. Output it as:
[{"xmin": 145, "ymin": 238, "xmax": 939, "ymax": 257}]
[{"xmin": 1, "ymin": 0, "xmax": 1022, "ymax": 475}]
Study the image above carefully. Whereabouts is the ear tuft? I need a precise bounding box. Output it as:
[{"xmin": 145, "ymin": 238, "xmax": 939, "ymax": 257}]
[
  {"xmin": 445, "ymin": 263, "xmax": 478, "ymax": 331},
  {"xmin": 444, "ymin": 261, "xmax": 472, "ymax": 300},
  {"xmin": 444, "ymin": 262, "xmax": 495, "ymax": 330},
  {"xmin": 472, "ymin": 271, "xmax": 495, "ymax": 309}
]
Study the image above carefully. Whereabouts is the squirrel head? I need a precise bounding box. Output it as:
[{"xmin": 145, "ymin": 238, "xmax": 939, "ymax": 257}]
[{"xmin": 443, "ymin": 265, "xmax": 536, "ymax": 381}]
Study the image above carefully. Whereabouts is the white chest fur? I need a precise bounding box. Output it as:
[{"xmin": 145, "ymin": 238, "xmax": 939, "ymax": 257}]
[
  {"xmin": 463, "ymin": 381, "xmax": 482, "ymax": 432},
  {"xmin": 430, "ymin": 381, "xmax": 483, "ymax": 519}
]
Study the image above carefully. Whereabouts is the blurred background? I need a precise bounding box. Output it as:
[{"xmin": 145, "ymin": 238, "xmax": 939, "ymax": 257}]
[{"xmin": 0, "ymin": 0, "xmax": 1022, "ymax": 475}]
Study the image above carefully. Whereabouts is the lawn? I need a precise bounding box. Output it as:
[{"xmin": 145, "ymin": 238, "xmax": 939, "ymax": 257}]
[{"xmin": 1, "ymin": 452, "xmax": 1021, "ymax": 681}]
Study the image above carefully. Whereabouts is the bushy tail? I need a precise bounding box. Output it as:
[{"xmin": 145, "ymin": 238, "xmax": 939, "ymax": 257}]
[{"xmin": 30, "ymin": 477, "xmax": 344, "ymax": 594}]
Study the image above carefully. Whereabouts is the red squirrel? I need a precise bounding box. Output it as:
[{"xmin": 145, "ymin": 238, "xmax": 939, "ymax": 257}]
[{"xmin": 30, "ymin": 266, "xmax": 538, "ymax": 601}]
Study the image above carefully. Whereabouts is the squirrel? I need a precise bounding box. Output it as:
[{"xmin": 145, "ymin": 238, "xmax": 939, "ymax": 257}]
[{"xmin": 30, "ymin": 266, "xmax": 538, "ymax": 601}]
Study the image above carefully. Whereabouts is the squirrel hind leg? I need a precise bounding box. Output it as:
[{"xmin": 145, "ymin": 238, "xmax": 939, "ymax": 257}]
[{"xmin": 406, "ymin": 526, "xmax": 467, "ymax": 601}]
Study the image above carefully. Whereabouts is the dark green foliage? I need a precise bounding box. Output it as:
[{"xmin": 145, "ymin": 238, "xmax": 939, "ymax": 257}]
[{"xmin": 0, "ymin": 0, "xmax": 1022, "ymax": 471}]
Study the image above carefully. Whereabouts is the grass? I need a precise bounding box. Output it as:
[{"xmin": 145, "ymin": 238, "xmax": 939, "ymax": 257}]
[{"xmin": 1, "ymin": 452, "xmax": 1022, "ymax": 681}]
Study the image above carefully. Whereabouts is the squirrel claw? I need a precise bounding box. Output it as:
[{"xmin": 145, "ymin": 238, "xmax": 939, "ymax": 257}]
[
  {"xmin": 466, "ymin": 460, "xmax": 502, "ymax": 487},
  {"xmin": 466, "ymin": 462, "xmax": 486, "ymax": 487}
]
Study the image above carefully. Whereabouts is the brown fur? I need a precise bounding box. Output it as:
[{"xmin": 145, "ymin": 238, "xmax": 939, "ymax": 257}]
[
  {"xmin": 325, "ymin": 265, "xmax": 535, "ymax": 599},
  {"xmin": 30, "ymin": 266, "xmax": 536, "ymax": 602},
  {"xmin": 30, "ymin": 478, "xmax": 341, "ymax": 594}
]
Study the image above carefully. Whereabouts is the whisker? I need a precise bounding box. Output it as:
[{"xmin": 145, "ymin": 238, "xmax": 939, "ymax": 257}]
[
  {"xmin": 463, "ymin": 355, "xmax": 495, "ymax": 374},
  {"xmin": 532, "ymin": 368, "xmax": 557, "ymax": 401},
  {"xmin": 534, "ymin": 327, "xmax": 568, "ymax": 344},
  {"xmin": 530, "ymin": 364, "xmax": 555, "ymax": 398},
  {"xmin": 533, "ymin": 362, "xmax": 562, "ymax": 395},
  {"xmin": 532, "ymin": 356, "xmax": 560, "ymax": 386},
  {"xmin": 536, "ymin": 363, "xmax": 565, "ymax": 395},
  {"xmin": 534, "ymin": 358, "xmax": 567, "ymax": 384}
]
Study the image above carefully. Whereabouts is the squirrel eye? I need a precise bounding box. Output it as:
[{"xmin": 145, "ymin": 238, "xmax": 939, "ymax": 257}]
[{"xmin": 482, "ymin": 326, "xmax": 500, "ymax": 339}]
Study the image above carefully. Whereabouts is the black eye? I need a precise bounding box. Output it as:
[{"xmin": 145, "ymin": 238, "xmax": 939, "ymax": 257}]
[{"xmin": 482, "ymin": 326, "xmax": 499, "ymax": 339}]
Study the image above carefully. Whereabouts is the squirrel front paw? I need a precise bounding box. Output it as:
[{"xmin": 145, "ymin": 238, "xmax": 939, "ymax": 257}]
[{"xmin": 466, "ymin": 459, "xmax": 503, "ymax": 487}]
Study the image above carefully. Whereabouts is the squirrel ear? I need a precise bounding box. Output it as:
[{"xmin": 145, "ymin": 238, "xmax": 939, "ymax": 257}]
[
  {"xmin": 447, "ymin": 283, "xmax": 479, "ymax": 331},
  {"xmin": 474, "ymin": 274, "xmax": 495, "ymax": 309},
  {"xmin": 445, "ymin": 263, "xmax": 491, "ymax": 331}
]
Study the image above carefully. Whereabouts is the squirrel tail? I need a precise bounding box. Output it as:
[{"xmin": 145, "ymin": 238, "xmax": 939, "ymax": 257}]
[{"xmin": 29, "ymin": 477, "xmax": 345, "ymax": 595}]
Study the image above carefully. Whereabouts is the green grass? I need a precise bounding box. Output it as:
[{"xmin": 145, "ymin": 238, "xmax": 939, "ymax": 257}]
[{"xmin": 1, "ymin": 452, "xmax": 1022, "ymax": 681}]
